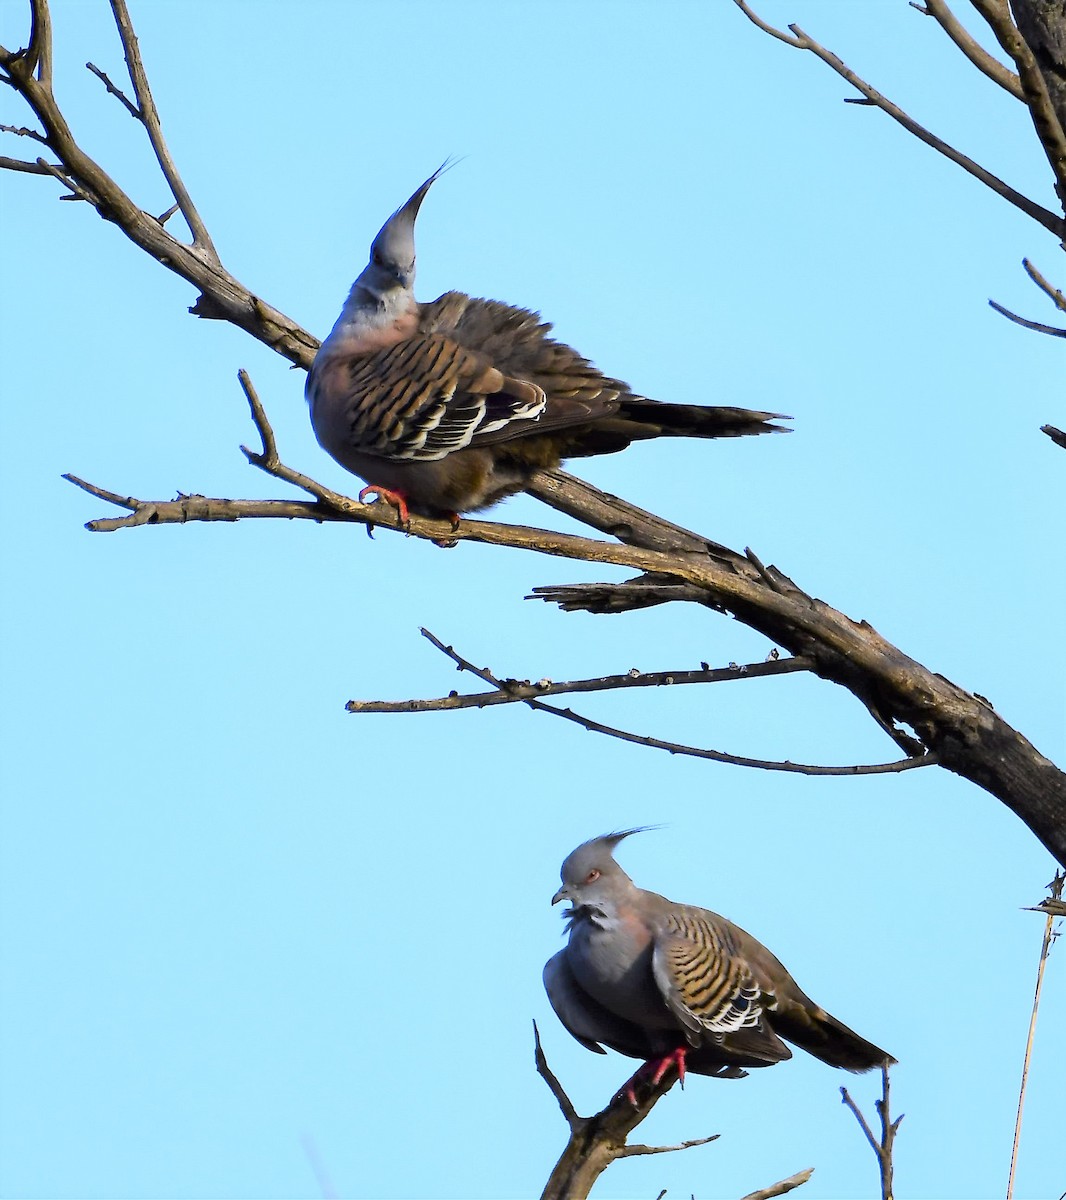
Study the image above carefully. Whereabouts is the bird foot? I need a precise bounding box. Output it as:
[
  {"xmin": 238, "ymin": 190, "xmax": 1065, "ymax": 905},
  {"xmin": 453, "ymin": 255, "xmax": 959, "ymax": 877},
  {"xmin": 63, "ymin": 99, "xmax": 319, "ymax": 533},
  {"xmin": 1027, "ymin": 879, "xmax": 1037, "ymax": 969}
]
[
  {"xmin": 431, "ymin": 512, "xmax": 462, "ymax": 548},
  {"xmin": 358, "ymin": 485, "xmax": 411, "ymax": 530},
  {"xmin": 619, "ymin": 1046, "xmax": 688, "ymax": 1106}
]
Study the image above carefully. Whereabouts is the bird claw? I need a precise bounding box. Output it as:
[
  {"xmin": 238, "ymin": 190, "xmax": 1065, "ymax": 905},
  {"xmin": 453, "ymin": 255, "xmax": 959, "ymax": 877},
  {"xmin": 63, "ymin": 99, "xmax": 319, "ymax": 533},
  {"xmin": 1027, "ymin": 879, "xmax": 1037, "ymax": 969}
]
[
  {"xmin": 358, "ymin": 484, "xmax": 411, "ymax": 531},
  {"xmin": 617, "ymin": 1046, "xmax": 687, "ymax": 1107}
]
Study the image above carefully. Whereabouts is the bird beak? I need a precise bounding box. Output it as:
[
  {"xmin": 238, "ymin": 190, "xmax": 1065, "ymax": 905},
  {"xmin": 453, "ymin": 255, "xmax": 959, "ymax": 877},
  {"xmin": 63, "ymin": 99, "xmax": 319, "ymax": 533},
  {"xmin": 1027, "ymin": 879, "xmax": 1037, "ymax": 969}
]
[{"xmin": 551, "ymin": 885, "xmax": 569, "ymax": 906}]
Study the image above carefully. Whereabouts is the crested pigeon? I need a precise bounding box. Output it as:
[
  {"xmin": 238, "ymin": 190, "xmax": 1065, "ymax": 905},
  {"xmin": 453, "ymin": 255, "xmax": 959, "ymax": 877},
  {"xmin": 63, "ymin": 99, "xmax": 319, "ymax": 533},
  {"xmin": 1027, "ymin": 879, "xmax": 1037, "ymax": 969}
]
[
  {"xmin": 306, "ymin": 166, "xmax": 787, "ymax": 523},
  {"xmin": 544, "ymin": 830, "xmax": 894, "ymax": 1097}
]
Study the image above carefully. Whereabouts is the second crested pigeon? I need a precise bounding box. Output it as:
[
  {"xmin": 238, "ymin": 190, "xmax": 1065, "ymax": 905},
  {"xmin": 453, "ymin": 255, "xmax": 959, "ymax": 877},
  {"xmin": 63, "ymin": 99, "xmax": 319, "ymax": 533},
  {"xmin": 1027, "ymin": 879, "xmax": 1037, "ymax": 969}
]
[
  {"xmin": 306, "ymin": 166, "xmax": 787, "ymax": 524},
  {"xmin": 544, "ymin": 829, "xmax": 894, "ymax": 1099}
]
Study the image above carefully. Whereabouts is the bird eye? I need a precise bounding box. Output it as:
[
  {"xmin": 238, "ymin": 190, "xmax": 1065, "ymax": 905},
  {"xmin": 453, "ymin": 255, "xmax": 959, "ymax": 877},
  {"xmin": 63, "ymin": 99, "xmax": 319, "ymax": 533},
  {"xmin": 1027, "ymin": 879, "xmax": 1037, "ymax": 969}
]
[{"xmin": 585, "ymin": 868, "xmax": 600, "ymax": 884}]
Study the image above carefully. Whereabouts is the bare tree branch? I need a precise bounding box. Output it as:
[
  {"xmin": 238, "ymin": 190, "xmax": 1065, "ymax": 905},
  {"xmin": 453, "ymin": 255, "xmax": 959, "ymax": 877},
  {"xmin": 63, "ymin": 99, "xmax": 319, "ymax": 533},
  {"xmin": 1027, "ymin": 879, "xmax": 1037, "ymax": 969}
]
[
  {"xmin": 0, "ymin": 10, "xmax": 316, "ymax": 364},
  {"xmin": 738, "ymin": 1169, "xmax": 816, "ymax": 1200},
  {"xmin": 1007, "ymin": 870, "xmax": 1065, "ymax": 1200},
  {"xmin": 533, "ymin": 1022, "xmax": 581, "ymax": 1131},
  {"xmin": 1023, "ymin": 257, "xmax": 1066, "ymax": 311},
  {"xmin": 970, "ymin": 0, "xmax": 1066, "ymax": 204},
  {"xmin": 106, "ymin": 0, "xmax": 218, "ymax": 255},
  {"xmin": 61, "ymin": 375, "xmax": 1066, "ymax": 862},
  {"xmin": 733, "ymin": 1, "xmax": 1066, "ymax": 238},
  {"xmin": 28, "ymin": 0, "xmax": 53, "ymax": 89},
  {"xmin": 988, "ymin": 298, "xmax": 1066, "ymax": 334},
  {"xmin": 1011, "ymin": 0, "xmax": 1066, "ymax": 140},
  {"xmin": 349, "ymin": 628, "xmax": 938, "ymax": 777},
  {"xmin": 991, "ymin": 255, "xmax": 1066, "ymax": 336},
  {"xmin": 840, "ymin": 1067, "xmax": 902, "ymax": 1200},
  {"xmin": 619, "ymin": 1133, "xmax": 720, "ymax": 1158},
  {"xmin": 0, "ymin": 121, "xmax": 48, "ymax": 141},
  {"xmin": 0, "ymin": 153, "xmax": 56, "ymax": 173},
  {"xmin": 534, "ymin": 1029, "xmax": 708, "ymax": 1200},
  {"xmin": 347, "ymin": 647, "xmax": 815, "ymax": 712},
  {"xmin": 85, "ymin": 60, "xmax": 139, "ymax": 119},
  {"xmin": 3, "ymin": 2, "xmax": 1064, "ymax": 861},
  {"xmin": 913, "ymin": 0, "xmax": 1025, "ymax": 98}
]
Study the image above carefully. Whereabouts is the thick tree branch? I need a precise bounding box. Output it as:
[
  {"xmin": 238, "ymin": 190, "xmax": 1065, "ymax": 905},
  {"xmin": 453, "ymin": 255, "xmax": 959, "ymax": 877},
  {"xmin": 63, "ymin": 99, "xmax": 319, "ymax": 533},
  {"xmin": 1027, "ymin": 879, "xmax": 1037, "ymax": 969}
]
[
  {"xmin": 534, "ymin": 1027, "xmax": 811, "ymax": 1200},
  {"xmin": 733, "ymin": 1, "xmax": 1066, "ymax": 238},
  {"xmin": 971, "ymin": 0, "xmax": 1066, "ymax": 204},
  {"xmin": 3, "ymin": 2, "xmax": 1062, "ymax": 862},
  {"xmin": 534, "ymin": 1027, "xmax": 712, "ymax": 1200},
  {"xmin": 1011, "ymin": 0, "xmax": 1066, "ymax": 142},
  {"xmin": 64, "ymin": 377, "xmax": 1066, "ymax": 862}
]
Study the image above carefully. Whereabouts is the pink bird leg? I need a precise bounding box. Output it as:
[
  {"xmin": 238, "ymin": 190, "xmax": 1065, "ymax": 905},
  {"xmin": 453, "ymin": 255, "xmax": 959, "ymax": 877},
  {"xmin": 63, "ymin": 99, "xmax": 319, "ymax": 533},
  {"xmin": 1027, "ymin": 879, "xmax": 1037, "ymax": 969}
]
[{"xmin": 620, "ymin": 1045, "xmax": 688, "ymax": 1106}]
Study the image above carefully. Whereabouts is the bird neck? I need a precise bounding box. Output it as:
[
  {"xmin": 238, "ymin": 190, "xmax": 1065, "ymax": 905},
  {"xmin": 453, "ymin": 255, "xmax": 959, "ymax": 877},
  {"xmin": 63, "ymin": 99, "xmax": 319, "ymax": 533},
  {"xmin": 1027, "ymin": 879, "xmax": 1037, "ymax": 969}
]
[{"xmin": 322, "ymin": 285, "xmax": 420, "ymax": 356}]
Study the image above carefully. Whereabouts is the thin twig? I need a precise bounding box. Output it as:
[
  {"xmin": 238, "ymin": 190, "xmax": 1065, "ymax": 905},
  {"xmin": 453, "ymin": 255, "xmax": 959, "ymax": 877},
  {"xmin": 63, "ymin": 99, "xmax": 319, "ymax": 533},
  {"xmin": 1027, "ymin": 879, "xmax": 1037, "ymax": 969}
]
[
  {"xmin": 988, "ymin": 299, "xmax": 1066, "ymax": 336},
  {"xmin": 738, "ymin": 1168, "xmax": 815, "ymax": 1200},
  {"xmin": 732, "ymin": 0, "xmax": 1066, "ymax": 238},
  {"xmin": 1006, "ymin": 871, "xmax": 1065, "ymax": 1200},
  {"xmin": 107, "ymin": 0, "xmax": 219, "ymax": 256},
  {"xmin": 63, "ymin": 473, "xmax": 351, "ymax": 532},
  {"xmin": 841, "ymin": 1066, "xmax": 901, "ymax": 1200},
  {"xmin": 85, "ymin": 61, "xmax": 140, "ymax": 117},
  {"xmin": 299, "ymin": 1132, "xmax": 338, "ymax": 1200},
  {"xmin": 346, "ymin": 655, "xmax": 815, "ymax": 713},
  {"xmin": 618, "ymin": 1133, "xmax": 720, "ymax": 1158},
  {"xmin": 33, "ymin": 155, "xmax": 93, "ymax": 201},
  {"xmin": 406, "ymin": 629, "xmax": 937, "ymax": 777},
  {"xmin": 533, "ymin": 1021, "xmax": 581, "ymax": 1131},
  {"xmin": 0, "ymin": 122, "xmax": 48, "ymax": 141},
  {"xmin": 1023, "ymin": 258, "xmax": 1066, "ymax": 313},
  {"xmin": 0, "ymin": 154, "xmax": 57, "ymax": 173},
  {"xmin": 913, "ymin": 0, "xmax": 1023, "ymax": 98}
]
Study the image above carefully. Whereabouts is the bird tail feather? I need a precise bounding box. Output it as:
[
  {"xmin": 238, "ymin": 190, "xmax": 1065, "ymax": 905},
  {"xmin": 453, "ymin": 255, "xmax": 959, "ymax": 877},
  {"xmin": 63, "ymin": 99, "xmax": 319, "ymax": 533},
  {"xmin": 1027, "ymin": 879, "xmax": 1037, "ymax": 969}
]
[{"xmin": 778, "ymin": 1006, "xmax": 895, "ymax": 1073}]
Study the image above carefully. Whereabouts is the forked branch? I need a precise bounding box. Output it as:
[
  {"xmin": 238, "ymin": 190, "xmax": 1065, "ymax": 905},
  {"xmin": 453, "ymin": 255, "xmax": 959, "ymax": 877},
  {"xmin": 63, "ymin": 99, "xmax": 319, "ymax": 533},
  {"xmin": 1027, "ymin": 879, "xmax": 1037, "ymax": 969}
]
[
  {"xmin": 3, "ymin": 2, "xmax": 1065, "ymax": 865},
  {"xmin": 840, "ymin": 1066, "xmax": 902, "ymax": 1200},
  {"xmin": 61, "ymin": 372, "xmax": 1066, "ymax": 865},
  {"xmin": 347, "ymin": 628, "xmax": 938, "ymax": 778},
  {"xmin": 534, "ymin": 1026, "xmax": 814, "ymax": 1200},
  {"xmin": 733, "ymin": 0, "xmax": 1066, "ymax": 237}
]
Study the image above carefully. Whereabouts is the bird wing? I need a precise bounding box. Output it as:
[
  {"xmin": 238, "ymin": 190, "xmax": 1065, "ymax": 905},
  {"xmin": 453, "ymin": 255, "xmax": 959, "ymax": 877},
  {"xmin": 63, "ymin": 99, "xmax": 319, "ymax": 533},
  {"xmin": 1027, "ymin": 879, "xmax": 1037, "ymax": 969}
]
[
  {"xmin": 337, "ymin": 333, "xmax": 546, "ymax": 462},
  {"xmin": 651, "ymin": 907, "xmax": 769, "ymax": 1040},
  {"xmin": 542, "ymin": 951, "xmax": 612, "ymax": 1055},
  {"xmin": 420, "ymin": 292, "xmax": 630, "ymax": 435}
]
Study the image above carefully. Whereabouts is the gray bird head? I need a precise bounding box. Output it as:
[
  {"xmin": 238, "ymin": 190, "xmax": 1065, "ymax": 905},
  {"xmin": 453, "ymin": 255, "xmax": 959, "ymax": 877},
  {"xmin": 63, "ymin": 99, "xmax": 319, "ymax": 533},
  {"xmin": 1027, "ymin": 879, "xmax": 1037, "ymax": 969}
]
[
  {"xmin": 552, "ymin": 828, "xmax": 655, "ymax": 909},
  {"xmin": 349, "ymin": 162, "xmax": 451, "ymax": 305}
]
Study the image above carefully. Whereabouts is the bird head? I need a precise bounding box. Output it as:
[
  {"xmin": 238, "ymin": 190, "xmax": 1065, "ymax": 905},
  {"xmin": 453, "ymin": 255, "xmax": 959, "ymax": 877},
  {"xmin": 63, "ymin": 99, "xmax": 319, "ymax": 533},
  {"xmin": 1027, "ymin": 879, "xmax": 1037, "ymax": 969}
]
[
  {"xmin": 551, "ymin": 828, "xmax": 655, "ymax": 910},
  {"xmin": 351, "ymin": 161, "xmax": 452, "ymax": 304}
]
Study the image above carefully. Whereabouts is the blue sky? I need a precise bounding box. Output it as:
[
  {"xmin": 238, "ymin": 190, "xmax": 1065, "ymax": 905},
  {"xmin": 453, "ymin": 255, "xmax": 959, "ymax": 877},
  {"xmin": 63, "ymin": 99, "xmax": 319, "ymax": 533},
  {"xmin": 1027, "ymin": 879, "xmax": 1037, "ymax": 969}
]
[{"xmin": 2, "ymin": 2, "xmax": 1064, "ymax": 1198}]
